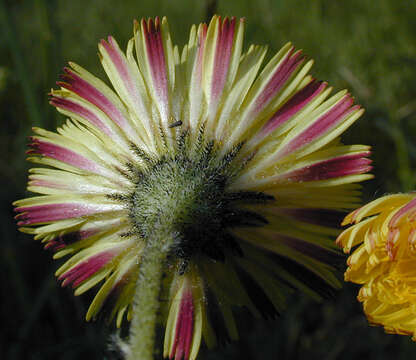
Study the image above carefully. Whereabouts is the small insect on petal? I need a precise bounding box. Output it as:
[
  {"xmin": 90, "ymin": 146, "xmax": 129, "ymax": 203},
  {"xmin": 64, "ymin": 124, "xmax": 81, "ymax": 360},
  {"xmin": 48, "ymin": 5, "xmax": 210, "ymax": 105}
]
[{"xmin": 168, "ymin": 120, "xmax": 183, "ymax": 128}]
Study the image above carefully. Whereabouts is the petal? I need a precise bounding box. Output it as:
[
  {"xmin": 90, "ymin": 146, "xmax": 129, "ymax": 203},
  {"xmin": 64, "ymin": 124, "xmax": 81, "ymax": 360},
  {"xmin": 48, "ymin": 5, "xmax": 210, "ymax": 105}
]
[
  {"xmin": 214, "ymin": 44, "xmax": 267, "ymax": 140},
  {"xmin": 272, "ymin": 93, "xmax": 363, "ymax": 161},
  {"xmin": 164, "ymin": 270, "xmax": 203, "ymax": 360},
  {"xmin": 134, "ymin": 17, "xmax": 172, "ymax": 126},
  {"xmin": 182, "ymin": 22, "xmax": 208, "ymax": 133},
  {"xmin": 50, "ymin": 93, "xmax": 116, "ymax": 139},
  {"xmin": 86, "ymin": 249, "xmax": 140, "ymax": 323},
  {"xmin": 59, "ymin": 63, "xmax": 145, "ymax": 148},
  {"xmin": 99, "ymin": 36, "xmax": 158, "ymax": 149},
  {"xmin": 258, "ymin": 80, "xmax": 328, "ymax": 139},
  {"xmin": 202, "ymin": 16, "xmax": 244, "ymax": 133},
  {"xmin": 58, "ymin": 244, "xmax": 122, "ymax": 288},
  {"xmin": 27, "ymin": 168, "xmax": 126, "ymax": 195},
  {"xmin": 235, "ymin": 144, "xmax": 372, "ymax": 192},
  {"xmin": 343, "ymin": 193, "xmax": 414, "ymax": 225},
  {"xmin": 28, "ymin": 127, "xmax": 132, "ymax": 187},
  {"xmin": 14, "ymin": 194, "xmax": 126, "ymax": 225},
  {"xmin": 389, "ymin": 197, "xmax": 416, "ymax": 228},
  {"xmin": 225, "ymin": 44, "xmax": 313, "ymax": 150}
]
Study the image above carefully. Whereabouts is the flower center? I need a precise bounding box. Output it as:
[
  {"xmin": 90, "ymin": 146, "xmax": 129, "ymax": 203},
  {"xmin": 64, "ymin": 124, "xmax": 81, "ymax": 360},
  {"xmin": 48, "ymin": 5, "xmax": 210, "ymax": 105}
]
[{"xmin": 127, "ymin": 132, "xmax": 274, "ymax": 273}]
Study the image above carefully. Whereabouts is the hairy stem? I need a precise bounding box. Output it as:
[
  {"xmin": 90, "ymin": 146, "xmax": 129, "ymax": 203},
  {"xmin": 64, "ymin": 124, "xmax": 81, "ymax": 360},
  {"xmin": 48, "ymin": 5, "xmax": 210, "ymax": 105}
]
[{"xmin": 127, "ymin": 228, "xmax": 172, "ymax": 360}]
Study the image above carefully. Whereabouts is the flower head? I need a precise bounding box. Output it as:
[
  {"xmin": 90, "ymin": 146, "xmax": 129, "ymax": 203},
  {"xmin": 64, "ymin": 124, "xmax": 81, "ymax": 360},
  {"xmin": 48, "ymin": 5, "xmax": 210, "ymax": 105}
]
[
  {"xmin": 337, "ymin": 193, "xmax": 416, "ymax": 340},
  {"xmin": 15, "ymin": 16, "xmax": 371, "ymax": 360}
]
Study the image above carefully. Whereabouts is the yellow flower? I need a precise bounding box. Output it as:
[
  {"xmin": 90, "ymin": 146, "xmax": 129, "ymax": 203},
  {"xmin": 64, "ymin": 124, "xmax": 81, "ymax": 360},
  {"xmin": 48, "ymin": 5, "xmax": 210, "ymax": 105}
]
[
  {"xmin": 14, "ymin": 16, "xmax": 371, "ymax": 360},
  {"xmin": 337, "ymin": 193, "xmax": 416, "ymax": 340}
]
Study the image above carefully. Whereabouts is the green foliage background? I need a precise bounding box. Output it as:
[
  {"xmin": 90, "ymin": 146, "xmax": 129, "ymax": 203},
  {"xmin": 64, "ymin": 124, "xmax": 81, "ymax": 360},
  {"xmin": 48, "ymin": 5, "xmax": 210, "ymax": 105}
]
[{"xmin": 2, "ymin": 0, "xmax": 416, "ymax": 359}]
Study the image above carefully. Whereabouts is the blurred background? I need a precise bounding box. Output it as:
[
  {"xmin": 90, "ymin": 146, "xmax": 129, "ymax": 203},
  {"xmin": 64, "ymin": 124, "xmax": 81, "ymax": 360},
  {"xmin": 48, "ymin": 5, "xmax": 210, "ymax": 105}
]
[{"xmin": 2, "ymin": 0, "xmax": 416, "ymax": 359}]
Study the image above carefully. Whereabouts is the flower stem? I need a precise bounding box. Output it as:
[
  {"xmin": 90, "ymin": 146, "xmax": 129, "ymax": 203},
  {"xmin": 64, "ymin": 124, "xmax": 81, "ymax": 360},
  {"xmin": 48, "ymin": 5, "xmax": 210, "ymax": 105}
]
[{"xmin": 127, "ymin": 228, "xmax": 172, "ymax": 360}]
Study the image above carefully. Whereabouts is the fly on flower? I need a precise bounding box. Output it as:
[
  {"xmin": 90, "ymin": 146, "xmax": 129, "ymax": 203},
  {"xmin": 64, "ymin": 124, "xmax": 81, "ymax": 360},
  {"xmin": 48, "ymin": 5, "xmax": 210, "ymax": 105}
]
[{"xmin": 15, "ymin": 16, "xmax": 372, "ymax": 360}]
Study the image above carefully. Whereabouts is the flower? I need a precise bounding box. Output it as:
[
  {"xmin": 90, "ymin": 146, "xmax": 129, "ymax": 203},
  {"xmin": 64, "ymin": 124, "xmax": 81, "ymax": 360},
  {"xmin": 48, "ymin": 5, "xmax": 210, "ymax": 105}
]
[
  {"xmin": 337, "ymin": 193, "xmax": 416, "ymax": 340},
  {"xmin": 15, "ymin": 16, "xmax": 371, "ymax": 360}
]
